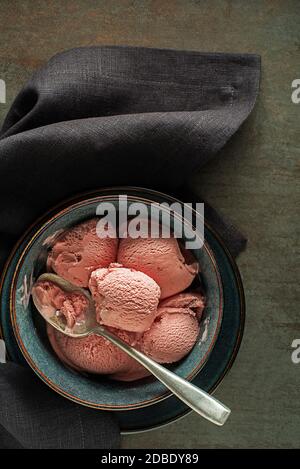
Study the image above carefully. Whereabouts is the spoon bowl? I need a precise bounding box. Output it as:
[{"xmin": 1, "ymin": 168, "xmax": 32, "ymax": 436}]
[{"xmin": 32, "ymin": 273, "xmax": 97, "ymax": 337}]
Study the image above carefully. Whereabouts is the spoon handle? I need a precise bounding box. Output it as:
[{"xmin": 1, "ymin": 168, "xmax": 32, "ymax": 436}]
[{"xmin": 94, "ymin": 327, "xmax": 231, "ymax": 426}]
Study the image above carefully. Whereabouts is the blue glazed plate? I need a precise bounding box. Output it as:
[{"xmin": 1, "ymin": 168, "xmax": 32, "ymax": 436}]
[{"xmin": 0, "ymin": 188, "xmax": 244, "ymax": 432}]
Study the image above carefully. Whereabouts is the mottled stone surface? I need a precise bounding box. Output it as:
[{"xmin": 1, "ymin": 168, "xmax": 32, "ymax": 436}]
[{"xmin": 0, "ymin": 0, "xmax": 299, "ymax": 449}]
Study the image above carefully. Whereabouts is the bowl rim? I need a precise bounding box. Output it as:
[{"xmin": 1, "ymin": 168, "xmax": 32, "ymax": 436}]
[{"xmin": 8, "ymin": 188, "xmax": 224, "ymax": 411}]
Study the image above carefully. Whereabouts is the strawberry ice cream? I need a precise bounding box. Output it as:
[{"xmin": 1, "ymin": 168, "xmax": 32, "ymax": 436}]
[
  {"xmin": 117, "ymin": 237, "xmax": 198, "ymax": 299},
  {"xmin": 89, "ymin": 264, "xmax": 160, "ymax": 333},
  {"xmin": 38, "ymin": 217, "xmax": 204, "ymax": 382},
  {"xmin": 157, "ymin": 291, "xmax": 206, "ymax": 320},
  {"xmin": 47, "ymin": 325, "xmax": 150, "ymax": 381},
  {"xmin": 47, "ymin": 218, "xmax": 118, "ymax": 287},
  {"xmin": 140, "ymin": 292, "xmax": 202, "ymax": 363},
  {"xmin": 32, "ymin": 280, "xmax": 89, "ymax": 328}
]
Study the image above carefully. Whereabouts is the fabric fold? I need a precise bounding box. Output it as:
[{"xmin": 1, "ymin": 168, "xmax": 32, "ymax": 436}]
[
  {"xmin": 0, "ymin": 47, "xmax": 260, "ymax": 270},
  {"xmin": 0, "ymin": 363, "xmax": 120, "ymax": 449}
]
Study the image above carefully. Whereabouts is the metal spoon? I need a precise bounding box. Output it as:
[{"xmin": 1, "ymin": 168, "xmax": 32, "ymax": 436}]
[{"xmin": 32, "ymin": 273, "xmax": 231, "ymax": 426}]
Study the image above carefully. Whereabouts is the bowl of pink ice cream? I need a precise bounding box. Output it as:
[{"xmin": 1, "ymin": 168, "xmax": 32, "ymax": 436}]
[{"xmin": 10, "ymin": 189, "xmax": 223, "ymax": 411}]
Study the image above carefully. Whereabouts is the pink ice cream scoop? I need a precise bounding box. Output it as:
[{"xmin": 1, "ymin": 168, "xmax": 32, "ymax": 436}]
[
  {"xmin": 47, "ymin": 218, "xmax": 118, "ymax": 287},
  {"xmin": 157, "ymin": 291, "xmax": 206, "ymax": 320},
  {"xmin": 47, "ymin": 325, "xmax": 150, "ymax": 381},
  {"xmin": 140, "ymin": 292, "xmax": 202, "ymax": 363},
  {"xmin": 32, "ymin": 280, "xmax": 89, "ymax": 328},
  {"xmin": 117, "ymin": 237, "xmax": 199, "ymax": 299},
  {"xmin": 89, "ymin": 264, "xmax": 161, "ymax": 333}
]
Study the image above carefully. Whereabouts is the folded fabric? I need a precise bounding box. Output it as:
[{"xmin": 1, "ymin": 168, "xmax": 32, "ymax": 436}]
[
  {"xmin": 0, "ymin": 46, "xmax": 260, "ymax": 269},
  {"xmin": 0, "ymin": 363, "xmax": 120, "ymax": 449},
  {"xmin": 0, "ymin": 46, "xmax": 260, "ymax": 449}
]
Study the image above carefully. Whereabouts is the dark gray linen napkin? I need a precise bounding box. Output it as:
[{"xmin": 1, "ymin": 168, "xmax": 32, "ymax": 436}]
[
  {"xmin": 0, "ymin": 362, "xmax": 120, "ymax": 449},
  {"xmin": 0, "ymin": 46, "xmax": 260, "ymax": 449}
]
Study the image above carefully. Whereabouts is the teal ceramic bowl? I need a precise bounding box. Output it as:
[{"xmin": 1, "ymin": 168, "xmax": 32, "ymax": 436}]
[{"xmin": 9, "ymin": 188, "xmax": 223, "ymax": 411}]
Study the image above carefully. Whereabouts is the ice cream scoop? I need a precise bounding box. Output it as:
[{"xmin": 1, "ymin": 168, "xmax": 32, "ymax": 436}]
[
  {"xmin": 157, "ymin": 291, "xmax": 206, "ymax": 319},
  {"xmin": 89, "ymin": 264, "xmax": 160, "ymax": 333},
  {"xmin": 47, "ymin": 218, "xmax": 118, "ymax": 287},
  {"xmin": 47, "ymin": 325, "xmax": 150, "ymax": 381},
  {"xmin": 117, "ymin": 236, "xmax": 199, "ymax": 299},
  {"xmin": 32, "ymin": 272, "xmax": 231, "ymax": 426},
  {"xmin": 141, "ymin": 292, "xmax": 205, "ymax": 363}
]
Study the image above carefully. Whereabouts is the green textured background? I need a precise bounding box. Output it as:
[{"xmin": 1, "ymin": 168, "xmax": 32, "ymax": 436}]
[{"xmin": 0, "ymin": 0, "xmax": 299, "ymax": 449}]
